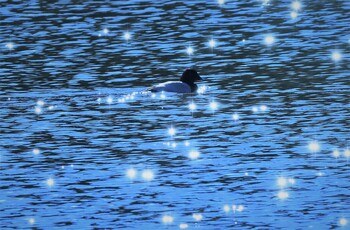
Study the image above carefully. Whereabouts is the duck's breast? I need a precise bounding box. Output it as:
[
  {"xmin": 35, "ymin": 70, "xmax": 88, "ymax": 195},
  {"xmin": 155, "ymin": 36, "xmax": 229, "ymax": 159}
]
[{"xmin": 151, "ymin": 81, "xmax": 191, "ymax": 93}]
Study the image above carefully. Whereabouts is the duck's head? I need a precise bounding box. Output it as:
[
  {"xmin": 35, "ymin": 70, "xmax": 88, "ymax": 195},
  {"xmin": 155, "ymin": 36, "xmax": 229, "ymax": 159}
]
[{"xmin": 180, "ymin": 69, "xmax": 202, "ymax": 84}]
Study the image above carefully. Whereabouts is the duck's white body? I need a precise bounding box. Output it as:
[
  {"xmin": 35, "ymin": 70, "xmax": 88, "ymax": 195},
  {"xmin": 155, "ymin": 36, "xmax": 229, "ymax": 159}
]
[{"xmin": 150, "ymin": 81, "xmax": 192, "ymax": 93}]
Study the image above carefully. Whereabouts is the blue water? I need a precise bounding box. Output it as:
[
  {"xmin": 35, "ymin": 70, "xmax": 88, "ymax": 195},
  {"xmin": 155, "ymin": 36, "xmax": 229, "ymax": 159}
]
[{"xmin": 1, "ymin": 0, "xmax": 350, "ymax": 229}]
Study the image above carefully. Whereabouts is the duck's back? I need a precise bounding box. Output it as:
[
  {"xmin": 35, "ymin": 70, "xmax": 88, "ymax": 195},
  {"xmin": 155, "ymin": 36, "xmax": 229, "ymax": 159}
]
[{"xmin": 149, "ymin": 81, "xmax": 192, "ymax": 93}]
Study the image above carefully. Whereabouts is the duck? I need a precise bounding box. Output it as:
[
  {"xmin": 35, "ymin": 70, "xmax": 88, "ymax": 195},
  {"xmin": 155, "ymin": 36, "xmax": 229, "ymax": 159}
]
[{"xmin": 148, "ymin": 69, "xmax": 202, "ymax": 93}]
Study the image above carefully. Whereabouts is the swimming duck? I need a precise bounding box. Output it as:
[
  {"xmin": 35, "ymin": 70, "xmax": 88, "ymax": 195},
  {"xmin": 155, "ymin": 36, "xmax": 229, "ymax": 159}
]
[{"xmin": 148, "ymin": 69, "xmax": 202, "ymax": 93}]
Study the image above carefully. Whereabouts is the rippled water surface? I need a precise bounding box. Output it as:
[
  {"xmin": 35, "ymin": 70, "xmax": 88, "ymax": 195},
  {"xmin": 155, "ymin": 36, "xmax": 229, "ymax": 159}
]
[{"xmin": 1, "ymin": 0, "xmax": 350, "ymax": 229}]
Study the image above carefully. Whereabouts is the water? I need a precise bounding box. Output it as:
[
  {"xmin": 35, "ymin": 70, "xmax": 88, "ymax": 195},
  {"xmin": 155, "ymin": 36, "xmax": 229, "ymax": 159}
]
[{"xmin": 1, "ymin": 0, "xmax": 350, "ymax": 229}]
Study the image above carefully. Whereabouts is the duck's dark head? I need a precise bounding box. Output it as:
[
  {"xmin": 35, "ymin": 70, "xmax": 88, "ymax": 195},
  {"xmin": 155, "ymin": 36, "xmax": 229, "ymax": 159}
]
[
  {"xmin": 180, "ymin": 69, "xmax": 202, "ymax": 93},
  {"xmin": 180, "ymin": 69, "xmax": 202, "ymax": 84}
]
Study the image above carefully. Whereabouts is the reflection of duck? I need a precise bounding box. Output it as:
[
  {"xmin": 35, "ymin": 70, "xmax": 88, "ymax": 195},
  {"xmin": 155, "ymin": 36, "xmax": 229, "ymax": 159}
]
[{"xmin": 148, "ymin": 69, "xmax": 202, "ymax": 93}]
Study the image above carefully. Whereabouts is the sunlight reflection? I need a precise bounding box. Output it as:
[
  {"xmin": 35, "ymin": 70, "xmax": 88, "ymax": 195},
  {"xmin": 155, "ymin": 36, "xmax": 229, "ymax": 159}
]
[
  {"xmin": 339, "ymin": 218, "xmax": 348, "ymax": 227},
  {"xmin": 264, "ymin": 35, "xmax": 275, "ymax": 46},
  {"xmin": 186, "ymin": 46, "xmax": 194, "ymax": 56},
  {"xmin": 251, "ymin": 106, "xmax": 259, "ymax": 113},
  {"xmin": 308, "ymin": 140, "xmax": 321, "ymax": 153},
  {"xmin": 106, "ymin": 96, "xmax": 113, "ymax": 104},
  {"xmin": 290, "ymin": 11, "xmax": 298, "ymax": 19},
  {"xmin": 277, "ymin": 191, "xmax": 289, "ymax": 200},
  {"xmin": 141, "ymin": 170, "xmax": 154, "ymax": 181},
  {"xmin": 189, "ymin": 102, "xmax": 197, "ymax": 112},
  {"xmin": 232, "ymin": 205, "xmax": 245, "ymax": 212},
  {"xmin": 5, "ymin": 42, "xmax": 14, "ymax": 50},
  {"xmin": 34, "ymin": 106, "xmax": 42, "ymax": 115},
  {"xmin": 37, "ymin": 100, "xmax": 45, "ymax": 106},
  {"xmin": 291, "ymin": 1, "xmax": 302, "ymax": 11},
  {"xmin": 331, "ymin": 50, "xmax": 342, "ymax": 62},
  {"xmin": 208, "ymin": 38, "xmax": 216, "ymax": 49},
  {"xmin": 27, "ymin": 218, "xmax": 35, "ymax": 225},
  {"xmin": 288, "ymin": 178, "xmax": 296, "ymax": 185},
  {"xmin": 259, "ymin": 105, "xmax": 268, "ymax": 112},
  {"xmin": 232, "ymin": 113, "xmax": 240, "ymax": 121},
  {"xmin": 192, "ymin": 213, "xmax": 203, "ymax": 221},
  {"xmin": 223, "ymin": 204, "xmax": 231, "ymax": 213},
  {"xmin": 46, "ymin": 178, "xmax": 55, "ymax": 187},
  {"xmin": 162, "ymin": 215, "xmax": 174, "ymax": 224},
  {"xmin": 218, "ymin": 0, "xmax": 225, "ymax": 5},
  {"xmin": 126, "ymin": 168, "xmax": 137, "ymax": 179},
  {"xmin": 102, "ymin": 28, "xmax": 109, "ymax": 35},
  {"xmin": 209, "ymin": 101, "xmax": 218, "ymax": 111},
  {"xmin": 123, "ymin": 31, "xmax": 131, "ymax": 41},
  {"xmin": 168, "ymin": 127, "xmax": 176, "ymax": 137},
  {"xmin": 188, "ymin": 150, "xmax": 200, "ymax": 160},
  {"xmin": 197, "ymin": 85, "xmax": 208, "ymax": 94},
  {"xmin": 32, "ymin": 148, "xmax": 40, "ymax": 155},
  {"xmin": 332, "ymin": 149, "xmax": 340, "ymax": 158},
  {"xmin": 277, "ymin": 177, "xmax": 287, "ymax": 188},
  {"xmin": 179, "ymin": 223, "xmax": 189, "ymax": 229},
  {"xmin": 260, "ymin": 0, "xmax": 270, "ymax": 6}
]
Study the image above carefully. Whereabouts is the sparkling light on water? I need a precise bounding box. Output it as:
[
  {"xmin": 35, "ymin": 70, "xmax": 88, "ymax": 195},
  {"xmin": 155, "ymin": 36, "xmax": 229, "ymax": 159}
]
[
  {"xmin": 290, "ymin": 11, "xmax": 299, "ymax": 19},
  {"xmin": 197, "ymin": 85, "xmax": 208, "ymax": 94},
  {"xmin": 103, "ymin": 28, "xmax": 109, "ymax": 35},
  {"xmin": 232, "ymin": 113, "xmax": 240, "ymax": 121},
  {"xmin": 179, "ymin": 223, "xmax": 189, "ymax": 229},
  {"xmin": 339, "ymin": 218, "xmax": 348, "ymax": 227},
  {"xmin": 223, "ymin": 204, "xmax": 231, "ymax": 213},
  {"xmin": 208, "ymin": 38, "xmax": 216, "ymax": 48},
  {"xmin": 34, "ymin": 106, "xmax": 42, "ymax": 115},
  {"xmin": 344, "ymin": 148, "xmax": 350, "ymax": 159},
  {"xmin": 32, "ymin": 148, "xmax": 40, "ymax": 155},
  {"xmin": 188, "ymin": 150, "xmax": 200, "ymax": 160},
  {"xmin": 162, "ymin": 215, "xmax": 174, "ymax": 224},
  {"xmin": 217, "ymin": 0, "xmax": 225, "ymax": 5},
  {"xmin": 331, "ymin": 50, "xmax": 342, "ymax": 62},
  {"xmin": 291, "ymin": 1, "xmax": 302, "ymax": 11},
  {"xmin": 259, "ymin": 105, "xmax": 268, "ymax": 112},
  {"xmin": 332, "ymin": 149, "xmax": 340, "ymax": 158},
  {"xmin": 46, "ymin": 178, "xmax": 55, "ymax": 187},
  {"xmin": 251, "ymin": 106, "xmax": 259, "ymax": 113},
  {"xmin": 160, "ymin": 92, "xmax": 166, "ymax": 99},
  {"xmin": 189, "ymin": 102, "xmax": 197, "ymax": 111},
  {"xmin": 37, "ymin": 100, "xmax": 45, "ymax": 106},
  {"xmin": 277, "ymin": 177, "xmax": 288, "ymax": 188},
  {"xmin": 123, "ymin": 31, "xmax": 131, "ymax": 41},
  {"xmin": 192, "ymin": 213, "xmax": 203, "ymax": 221},
  {"xmin": 277, "ymin": 191, "xmax": 289, "ymax": 200},
  {"xmin": 5, "ymin": 42, "xmax": 14, "ymax": 50},
  {"xmin": 168, "ymin": 127, "xmax": 176, "ymax": 137},
  {"xmin": 126, "ymin": 168, "xmax": 137, "ymax": 179},
  {"xmin": 106, "ymin": 96, "xmax": 113, "ymax": 104},
  {"xmin": 308, "ymin": 140, "xmax": 321, "ymax": 153},
  {"xmin": 232, "ymin": 205, "xmax": 245, "ymax": 212},
  {"xmin": 27, "ymin": 218, "xmax": 35, "ymax": 225},
  {"xmin": 288, "ymin": 178, "xmax": 296, "ymax": 185},
  {"xmin": 209, "ymin": 101, "xmax": 218, "ymax": 111},
  {"xmin": 186, "ymin": 46, "xmax": 194, "ymax": 56},
  {"xmin": 264, "ymin": 35, "xmax": 275, "ymax": 46},
  {"xmin": 261, "ymin": 0, "xmax": 270, "ymax": 6},
  {"xmin": 141, "ymin": 170, "xmax": 154, "ymax": 181}
]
